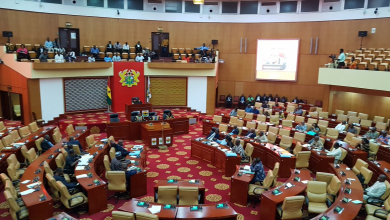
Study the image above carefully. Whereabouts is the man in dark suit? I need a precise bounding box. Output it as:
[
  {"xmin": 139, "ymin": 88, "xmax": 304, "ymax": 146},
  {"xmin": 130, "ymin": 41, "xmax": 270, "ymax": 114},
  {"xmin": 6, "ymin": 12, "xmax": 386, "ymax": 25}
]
[
  {"xmin": 261, "ymin": 94, "xmax": 267, "ymax": 102},
  {"xmin": 53, "ymin": 168, "xmax": 78, "ymax": 190},
  {"xmin": 239, "ymin": 94, "xmax": 246, "ymax": 109},
  {"xmin": 106, "ymin": 41, "xmax": 113, "ymax": 52},
  {"xmin": 230, "ymin": 125, "xmax": 239, "ymax": 135},
  {"xmin": 245, "ymin": 129, "xmax": 256, "ymax": 139},
  {"xmin": 41, "ymin": 135, "xmax": 54, "ymax": 152},
  {"xmin": 68, "ymin": 136, "xmax": 83, "ymax": 152},
  {"xmin": 135, "ymin": 41, "xmax": 143, "ymax": 53},
  {"xmin": 110, "ymin": 140, "xmax": 129, "ymax": 157},
  {"xmin": 206, "ymin": 128, "xmax": 220, "ymax": 141}
]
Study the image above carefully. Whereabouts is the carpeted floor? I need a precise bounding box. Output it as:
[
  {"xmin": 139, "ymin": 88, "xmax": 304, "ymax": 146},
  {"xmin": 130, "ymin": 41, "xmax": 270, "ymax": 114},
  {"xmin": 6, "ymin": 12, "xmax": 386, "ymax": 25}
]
[{"xmin": 0, "ymin": 109, "xmax": 368, "ymax": 220}]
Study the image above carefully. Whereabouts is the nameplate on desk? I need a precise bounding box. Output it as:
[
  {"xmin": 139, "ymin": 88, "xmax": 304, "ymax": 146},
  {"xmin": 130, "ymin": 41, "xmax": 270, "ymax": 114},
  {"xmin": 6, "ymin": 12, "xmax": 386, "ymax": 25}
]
[
  {"xmin": 215, "ymin": 203, "xmax": 229, "ymax": 209},
  {"xmin": 340, "ymin": 171, "xmax": 346, "ymax": 176},
  {"xmin": 293, "ymin": 176, "xmax": 300, "ymax": 181},
  {"xmin": 333, "ymin": 206, "xmax": 344, "ymax": 214},
  {"xmin": 163, "ymin": 204, "xmax": 176, "ymax": 210},
  {"xmin": 190, "ymin": 205, "xmax": 202, "ymax": 211},
  {"xmin": 137, "ymin": 201, "xmax": 149, "ymax": 207},
  {"xmin": 167, "ymin": 179, "xmax": 178, "ymax": 183}
]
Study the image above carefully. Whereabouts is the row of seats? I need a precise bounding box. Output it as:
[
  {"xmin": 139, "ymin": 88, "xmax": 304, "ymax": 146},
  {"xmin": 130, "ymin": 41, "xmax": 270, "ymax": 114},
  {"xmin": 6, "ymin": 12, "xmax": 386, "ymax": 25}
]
[
  {"xmin": 346, "ymin": 48, "xmax": 390, "ymax": 71},
  {"xmin": 83, "ymin": 45, "xmax": 149, "ymax": 53},
  {"xmin": 1, "ymin": 122, "xmax": 40, "ymax": 148},
  {"xmin": 6, "ymin": 43, "xmax": 40, "ymax": 51}
]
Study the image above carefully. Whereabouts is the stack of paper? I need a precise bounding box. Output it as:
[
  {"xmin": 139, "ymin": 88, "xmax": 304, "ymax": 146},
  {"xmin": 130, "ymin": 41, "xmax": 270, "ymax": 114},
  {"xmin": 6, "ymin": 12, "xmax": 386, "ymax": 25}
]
[
  {"xmin": 148, "ymin": 205, "xmax": 161, "ymax": 214},
  {"xmin": 27, "ymin": 182, "xmax": 42, "ymax": 189},
  {"xmin": 243, "ymin": 165, "xmax": 251, "ymax": 171},
  {"xmin": 76, "ymin": 174, "xmax": 88, "ymax": 179},
  {"xmin": 20, "ymin": 189, "xmax": 35, "ymax": 195},
  {"xmin": 21, "ymin": 180, "xmax": 31, "ymax": 184},
  {"xmin": 75, "ymin": 166, "xmax": 85, "ymax": 171}
]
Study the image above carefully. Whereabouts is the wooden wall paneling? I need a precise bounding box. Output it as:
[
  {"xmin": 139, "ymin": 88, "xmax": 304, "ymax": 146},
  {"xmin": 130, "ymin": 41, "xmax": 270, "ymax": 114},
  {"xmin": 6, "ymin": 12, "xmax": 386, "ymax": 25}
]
[
  {"xmin": 27, "ymin": 79, "xmax": 42, "ymax": 121},
  {"xmin": 149, "ymin": 77, "xmax": 187, "ymax": 106},
  {"xmin": 206, "ymin": 77, "xmax": 216, "ymax": 115}
]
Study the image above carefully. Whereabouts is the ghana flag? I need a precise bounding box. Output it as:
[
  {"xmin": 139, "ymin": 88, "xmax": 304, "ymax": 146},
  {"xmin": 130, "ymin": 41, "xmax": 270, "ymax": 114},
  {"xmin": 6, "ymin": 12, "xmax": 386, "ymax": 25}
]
[{"xmin": 107, "ymin": 85, "xmax": 112, "ymax": 105}]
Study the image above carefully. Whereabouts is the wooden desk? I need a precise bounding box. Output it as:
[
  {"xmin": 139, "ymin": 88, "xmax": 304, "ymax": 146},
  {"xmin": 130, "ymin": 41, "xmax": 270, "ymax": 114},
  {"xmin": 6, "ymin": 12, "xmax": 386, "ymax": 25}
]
[
  {"xmin": 191, "ymin": 140, "xmax": 241, "ymax": 177},
  {"xmin": 75, "ymin": 140, "xmax": 108, "ymax": 215},
  {"xmin": 377, "ymin": 146, "xmax": 390, "ymax": 163},
  {"xmin": 154, "ymin": 179, "xmax": 206, "ymax": 204},
  {"xmin": 1, "ymin": 126, "xmax": 55, "ymax": 163},
  {"xmin": 141, "ymin": 123, "xmax": 173, "ymax": 148},
  {"xmin": 33, "ymin": 62, "xmax": 112, "ymax": 70},
  {"xmin": 125, "ymin": 148, "xmax": 147, "ymax": 199},
  {"xmin": 175, "ymin": 204, "xmax": 237, "ymax": 220},
  {"xmin": 107, "ymin": 117, "xmax": 189, "ymax": 141},
  {"xmin": 19, "ymin": 130, "xmax": 89, "ymax": 220},
  {"xmin": 0, "ymin": 153, "xmax": 11, "ymax": 176},
  {"xmin": 46, "ymin": 212, "xmax": 77, "ymax": 220},
  {"xmin": 147, "ymin": 62, "xmax": 216, "ymax": 70},
  {"xmin": 230, "ymin": 165, "xmax": 254, "ymax": 206},
  {"xmin": 125, "ymin": 103, "xmax": 153, "ymax": 121},
  {"xmin": 119, "ymin": 199, "xmax": 177, "ymax": 220},
  {"xmin": 302, "ymin": 147, "xmax": 335, "ymax": 173},
  {"xmin": 368, "ymin": 160, "xmax": 390, "ymax": 185},
  {"xmin": 312, "ymin": 164, "xmax": 364, "ymax": 220},
  {"xmin": 259, "ymin": 169, "xmax": 311, "ymax": 220}
]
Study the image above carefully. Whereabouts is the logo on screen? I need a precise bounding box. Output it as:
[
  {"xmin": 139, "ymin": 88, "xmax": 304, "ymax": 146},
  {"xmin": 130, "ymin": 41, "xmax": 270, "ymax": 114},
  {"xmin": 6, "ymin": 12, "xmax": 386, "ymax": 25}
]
[{"xmin": 119, "ymin": 69, "xmax": 140, "ymax": 87}]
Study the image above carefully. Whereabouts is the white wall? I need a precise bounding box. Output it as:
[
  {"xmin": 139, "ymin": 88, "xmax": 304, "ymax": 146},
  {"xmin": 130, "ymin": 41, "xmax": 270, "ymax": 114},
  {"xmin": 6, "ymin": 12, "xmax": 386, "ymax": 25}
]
[
  {"xmin": 187, "ymin": 77, "xmax": 207, "ymax": 113},
  {"xmin": 1, "ymin": 0, "xmax": 389, "ymax": 23},
  {"xmin": 39, "ymin": 78, "xmax": 64, "ymax": 122}
]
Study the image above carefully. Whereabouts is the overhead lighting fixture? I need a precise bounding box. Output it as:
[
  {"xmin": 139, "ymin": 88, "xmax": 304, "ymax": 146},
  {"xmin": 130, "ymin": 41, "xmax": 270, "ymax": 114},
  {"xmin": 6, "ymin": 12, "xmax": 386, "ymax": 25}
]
[{"xmin": 193, "ymin": 0, "xmax": 204, "ymax": 4}]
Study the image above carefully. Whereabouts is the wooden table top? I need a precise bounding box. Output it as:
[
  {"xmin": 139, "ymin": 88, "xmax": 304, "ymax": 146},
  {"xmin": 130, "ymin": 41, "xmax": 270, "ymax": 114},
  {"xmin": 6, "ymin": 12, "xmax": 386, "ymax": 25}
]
[
  {"xmin": 154, "ymin": 179, "xmax": 205, "ymax": 190},
  {"xmin": 141, "ymin": 122, "xmax": 173, "ymax": 132},
  {"xmin": 20, "ymin": 129, "xmax": 88, "ymax": 207},
  {"xmin": 369, "ymin": 160, "xmax": 390, "ymax": 180},
  {"xmin": 232, "ymin": 165, "xmax": 254, "ymax": 182},
  {"xmin": 118, "ymin": 199, "xmax": 177, "ymax": 219},
  {"xmin": 191, "ymin": 139, "xmax": 241, "ymax": 160},
  {"xmin": 261, "ymin": 169, "xmax": 311, "ymax": 204},
  {"xmin": 175, "ymin": 204, "xmax": 237, "ymax": 219}
]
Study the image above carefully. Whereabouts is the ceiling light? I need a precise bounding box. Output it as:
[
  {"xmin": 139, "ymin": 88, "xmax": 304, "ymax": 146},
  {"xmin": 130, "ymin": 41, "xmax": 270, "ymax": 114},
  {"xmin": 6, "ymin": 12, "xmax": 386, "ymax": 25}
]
[{"xmin": 193, "ymin": 0, "xmax": 204, "ymax": 5}]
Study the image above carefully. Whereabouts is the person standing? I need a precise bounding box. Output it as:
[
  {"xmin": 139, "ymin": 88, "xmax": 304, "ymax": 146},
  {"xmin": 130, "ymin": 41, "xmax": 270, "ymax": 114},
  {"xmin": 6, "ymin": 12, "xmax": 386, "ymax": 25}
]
[{"xmin": 338, "ymin": 48, "xmax": 346, "ymax": 68}]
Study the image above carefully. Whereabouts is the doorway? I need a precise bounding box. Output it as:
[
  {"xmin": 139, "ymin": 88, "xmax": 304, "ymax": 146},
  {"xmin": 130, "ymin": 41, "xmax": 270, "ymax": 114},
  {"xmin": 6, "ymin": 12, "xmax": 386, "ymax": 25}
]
[
  {"xmin": 151, "ymin": 32, "xmax": 169, "ymax": 58},
  {"xmin": 0, "ymin": 91, "xmax": 23, "ymax": 123},
  {"xmin": 59, "ymin": 28, "xmax": 80, "ymax": 55}
]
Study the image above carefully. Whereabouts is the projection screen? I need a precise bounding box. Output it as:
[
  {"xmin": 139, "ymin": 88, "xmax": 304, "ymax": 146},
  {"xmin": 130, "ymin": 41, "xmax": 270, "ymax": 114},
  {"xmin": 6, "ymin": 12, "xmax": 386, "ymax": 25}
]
[{"xmin": 256, "ymin": 39, "xmax": 300, "ymax": 82}]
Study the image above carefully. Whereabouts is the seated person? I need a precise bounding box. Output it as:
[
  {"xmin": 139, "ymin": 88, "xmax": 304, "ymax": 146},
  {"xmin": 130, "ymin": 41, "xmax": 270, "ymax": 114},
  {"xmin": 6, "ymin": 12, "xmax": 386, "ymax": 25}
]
[
  {"xmin": 272, "ymin": 103, "xmax": 284, "ymax": 111},
  {"xmin": 16, "ymin": 44, "xmax": 29, "ymax": 59},
  {"xmin": 295, "ymin": 121, "xmax": 307, "ymax": 132},
  {"xmin": 364, "ymin": 175, "xmax": 387, "ymax": 201},
  {"xmin": 245, "ymin": 129, "xmax": 256, "ymax": 139},
  {"xmin": 53, "ymin": 168, "xmax": 78, "ymax": 190},
  {"xmin": 39, "ymin": 51, "xmax": 48, "ymax": 62},
  {"xmin": 239, "ymin": 95, "xmax": 246, "ymax": 109},
  {"xmin": 229, "ymin": 107, "xmax": 238, "ymax": 116},
  {"xmin": 54, "ymin": 52, "xmax": 64, "ymax": 63},
  {"xmin": 293, "ymin": 105, "xmax": 303, "ymax": 114},
  {"xmin": 326, "ymin": 142, "xmax": 342, "ymax": 163},
  {"xmin": 106, "ymin": 41, "xmax": 113, "ymax": 52},
  {"xmin": 122, "ymin": 42, "xmax": 130, "ymax": 53},
  {"xmin": 88, "ymin": 54, "xmax": 95, "ymax": 62},
  {"xmin": 309, "ymin": 123, "xmax": 320, "ymax": 134},
  {"xmin": 104, "ymin": 54, "xmax": 112, "ymax": 62},
  {"xmin": 68, "ymin": 136, "xmax": 83, "ymax": 152},
  {"xmin": 232, "ymin": 139, "xmax": 245, "ymax": 157},
  {"xmin": 132, "ymin": 98, "xmax": 143, "ymax": 104},
  {"xmin": 377, "ymin": 131, "xmax": 389, "ymax": 145},
  {"xmin": 149, "ymin": 113, "xmax": 159, "ymax": 121},
  {"xmin": 357, "ymin": 138, "xmax": 370, "ymax": 155},
  {"xmin": 206, "ymin": 128, "xmax": 220, "ymax": 141},
  {"xmin": 245, "ymin": 104, "xmax": 253, "ymax": 113},
  {"xmin": 349, "ymin": 57, "xmax": 357, "ymax": 69},
  {"xmin": 230, "ymin": 125, "xmax": 239, "ymax": 135},
  {"xmin": 195, "ymin": 43, "xmax": 209, "ymax": 51},
  {"xmin": 365, "ymin": 127, "xmax": 379, "ymax": 140},
  {"xmin": 114, "ymin": 41, "xmax": 122, "ymax": 52},
  {"xmin": 111, "ymin": 152, "xmax": 137, "ymax": 186},
  {"xmin": 252, "ymin": 107, "xmax": 260, "ymax": 114},
  {"xmin": 182, "ymin": 54, "xmax": 191, "ymax": 62},
  {"xmin": 292, "ymin": 97, "xmax": 299, "ymax": 103},
  {"xmin": 131, "ymin": 112, "xmax": 144, "ymax": 122},
  {"xmin": 90, "ymin": 45, "xmax": 99, "ymax": 57},
  {"xmin": 261, "ymin": 101, "xmax": 269, "ymax": 109},
  {"xmin": 280, "ymin": 96, "xmax": 287, "ymax": 103},
  {"xmin": 247, "ymin": 95, "xmax": 254, "ymax": 106},
  {"xmin": 65, "ymin": 143, "xmax": 75, "ymax": 154},
  {"xmin": 225, "ymin": 94, "xmax": 232, "ymax": 108},
  {"xmin": 44, "ymin": 37, "xmax": 54, "ymax": 52},
  {"xmin": 347, "ymin": 124, "xmax": 358, "ymax": 134},
  {"xmin": 135, "ymin": 53, "xmax": 144, "ymax": 62},
  {"xmin": 217, "ymin": 135, "xmax": 233, "ymax": 148},
  {"xmin": 64, "ymin": 149, "xmax": 79, "ymax": 175},
  {"xmin": 335, "ymin": 121, "xmax": 347, "ymax": 131},
  {"xmin": 135, "ymin": 41, "xmax": 143, "ymax": 53},
  {"xmin": 250, "ymin": 158, "xmax": 266, "ymax": 184},
  {"xmin": 112, "ymin": 52, "xmax": 121, "ymax": 62},
  {"xmin": 58, "ymin": 46, "xmax": 66, "ymax": 55},
  {"xmin": 255, "ymin": 94, "xmax": 261, "ymax": 103},
  {"xmin": 308, "ymin": 135, "xmax": 324, "ymax": 151},
  {"xmin": 41, "ymin": 135, "xmax": 54, "ymax": 152},
  {"xmin": 163, "ymin": 111, "xmax": 175, "ymax": 120},
  {"xmin": 111, "ymin": 140, "xmax": 129, "ymax": 157},
  {"xmin": 254, "ymin": 131, "xmax": 268, "ymax": 143}
]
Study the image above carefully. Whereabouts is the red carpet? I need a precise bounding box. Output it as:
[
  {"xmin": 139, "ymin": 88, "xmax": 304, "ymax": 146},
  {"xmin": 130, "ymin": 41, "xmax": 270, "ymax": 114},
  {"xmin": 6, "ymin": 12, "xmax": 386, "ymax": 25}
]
[{"xmin": 0, "ymin": 110, "xmax": 368, "ymax": 220}]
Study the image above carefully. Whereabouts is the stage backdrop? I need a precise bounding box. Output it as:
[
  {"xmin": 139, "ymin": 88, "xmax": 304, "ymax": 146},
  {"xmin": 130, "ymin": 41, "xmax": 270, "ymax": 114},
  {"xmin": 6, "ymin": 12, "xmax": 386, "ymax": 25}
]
[{"xmin": 111, "ymin": 62, "xmax": 145, "ymax": 112}]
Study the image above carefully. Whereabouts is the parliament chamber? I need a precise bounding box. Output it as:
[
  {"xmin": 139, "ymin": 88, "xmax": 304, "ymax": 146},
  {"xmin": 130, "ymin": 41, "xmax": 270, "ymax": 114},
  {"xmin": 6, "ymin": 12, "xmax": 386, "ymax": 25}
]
[{"xmin": 1, "ymin": 0, "xmax": 390, "ymax": 220}]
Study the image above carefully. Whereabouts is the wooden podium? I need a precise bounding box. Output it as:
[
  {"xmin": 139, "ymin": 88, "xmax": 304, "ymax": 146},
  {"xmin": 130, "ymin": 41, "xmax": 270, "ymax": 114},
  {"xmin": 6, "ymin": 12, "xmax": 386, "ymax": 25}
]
[
  {"xmin": 125, "ymin": 103, "xmax": 153, "ymax": 120},
  {"xmin": 140, "ymin": 122, "xmax": 173, "ymax": 148}
]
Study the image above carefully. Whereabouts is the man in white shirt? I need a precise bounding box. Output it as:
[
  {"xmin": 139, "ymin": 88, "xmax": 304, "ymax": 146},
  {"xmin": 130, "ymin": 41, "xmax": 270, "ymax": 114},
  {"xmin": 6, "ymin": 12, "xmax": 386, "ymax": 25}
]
[
  {"xmin": 335, "ymin": 121, "xmax": 347, "ymax": 132},
  {"xmin": 338, "ymin": 48, "xmax": 346, "ymax": 68},
  {"xmin": 254, "ymin": 131, "xmax": 268, "ymax": 143},
  {"xmin": 326, "ymin": 142, "xmax": 342, "ymax": 163},
  {"xmin": 54, "ymin": 52, "xmax": 64, "ymax": 63},
  {"xmin": 135, "ymin": 53, "xmax": 144, "ymax": 62},
  {"xmin": 112, "ymin": 53, "xmax": 121, "ymax": 62},
  {"xmin": 364, "ymin": 175, "xmax": 387, "ymax": 201},
  {"xmin": 88, "ymin": 54, "xmax": 95, "ymax": 62},
  {"xmin": 122, "ymin": 42, "xmax": 130, "ymax": 53}
]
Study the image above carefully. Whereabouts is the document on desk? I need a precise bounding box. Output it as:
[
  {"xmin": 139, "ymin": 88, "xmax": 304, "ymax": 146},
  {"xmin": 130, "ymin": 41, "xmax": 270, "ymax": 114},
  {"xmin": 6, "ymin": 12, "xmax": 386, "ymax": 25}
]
[
  {"xmin": 27, "ymin": 182, "xmax": 42, "ymax": 189},
  {"xmin": 244, "ymin": 165, "xmax": 251, "ymax": 171},
  {"xmin": 21, "ymin": 180, "xmax": 31, "ymax": 184},
  {"xmin": 148, "ymin": 205, "xmax": 161, "ymax": 214},
  {"xmin": 20, "ymin": 189, "xmax": 36, "ymax": 196},
  {"xmin": 76, "ymin": 174, "xmax": 88, "ymax": 179},
  {"xmin": 75, "ymin": 166, "xmax": 85, "ymax": 171}
]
